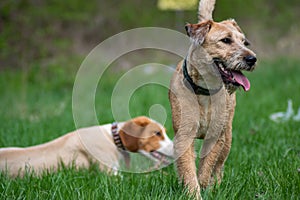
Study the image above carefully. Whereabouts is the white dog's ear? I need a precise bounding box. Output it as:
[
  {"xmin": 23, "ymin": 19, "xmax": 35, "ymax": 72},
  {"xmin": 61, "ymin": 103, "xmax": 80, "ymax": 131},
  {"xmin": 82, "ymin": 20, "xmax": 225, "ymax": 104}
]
[{"xmin": 185, "ymin": 20, "xmax": 212, "ymax": 45}]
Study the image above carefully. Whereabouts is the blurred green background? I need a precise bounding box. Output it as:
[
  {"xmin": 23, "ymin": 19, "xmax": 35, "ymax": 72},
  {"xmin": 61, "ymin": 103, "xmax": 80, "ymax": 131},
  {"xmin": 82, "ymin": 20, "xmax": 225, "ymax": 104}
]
[{"xmin": 0, "ymin": 0, "xmax": 299, "ymax": 70}]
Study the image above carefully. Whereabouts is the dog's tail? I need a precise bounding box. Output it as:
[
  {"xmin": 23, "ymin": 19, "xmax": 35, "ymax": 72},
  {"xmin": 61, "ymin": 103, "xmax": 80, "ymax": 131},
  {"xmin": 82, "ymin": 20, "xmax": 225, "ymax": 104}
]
[{"xmin": 198, "ymin": 0, "xmax": 216, "ymax": 22}]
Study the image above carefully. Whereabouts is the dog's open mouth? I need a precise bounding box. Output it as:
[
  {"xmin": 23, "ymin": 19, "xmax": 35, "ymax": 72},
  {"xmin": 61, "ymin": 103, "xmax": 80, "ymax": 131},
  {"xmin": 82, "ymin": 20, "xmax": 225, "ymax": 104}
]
[
  {"xmin": 150, "ymin": 151, "xmax": 172, "ymax": 165},
  {"xmin": 214, "ymin": 60, "xmax": 250, "ymax": 91}
]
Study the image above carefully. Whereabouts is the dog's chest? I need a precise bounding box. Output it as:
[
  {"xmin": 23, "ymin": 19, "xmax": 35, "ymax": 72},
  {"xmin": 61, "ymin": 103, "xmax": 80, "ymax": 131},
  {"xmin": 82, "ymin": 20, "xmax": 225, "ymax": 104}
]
[
  {"xmin": 196, "ymin": 97, "xmax": 213, "ymax": 138},
  {"xmin": 195, "ymin": 92, "xmax": 236, "ymax": 139}
]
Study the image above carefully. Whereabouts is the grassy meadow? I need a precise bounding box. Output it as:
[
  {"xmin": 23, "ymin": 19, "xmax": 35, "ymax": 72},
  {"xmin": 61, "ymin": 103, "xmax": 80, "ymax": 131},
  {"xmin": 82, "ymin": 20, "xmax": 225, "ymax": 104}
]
[{"xmin": 0, "ymin": 58, "xmax": 299, "ymax": 199}]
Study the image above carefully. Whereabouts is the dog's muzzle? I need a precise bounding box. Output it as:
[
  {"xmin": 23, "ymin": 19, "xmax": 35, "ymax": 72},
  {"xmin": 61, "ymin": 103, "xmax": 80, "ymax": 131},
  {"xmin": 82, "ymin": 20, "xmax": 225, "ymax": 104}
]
[
  {"xmin": 244, "ymin": 55, "xmax": 257, "ymax": 68},
  {"xmin": 214, "ymin": 59, "xmax": 251, "ymax": 91}
]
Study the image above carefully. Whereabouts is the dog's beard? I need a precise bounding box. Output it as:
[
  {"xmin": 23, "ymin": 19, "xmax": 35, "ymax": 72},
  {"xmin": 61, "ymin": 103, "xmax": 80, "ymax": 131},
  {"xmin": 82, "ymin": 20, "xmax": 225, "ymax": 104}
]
[{"xmin": 227, "ymin": 52, "xmax": 256, "ymax": 72}]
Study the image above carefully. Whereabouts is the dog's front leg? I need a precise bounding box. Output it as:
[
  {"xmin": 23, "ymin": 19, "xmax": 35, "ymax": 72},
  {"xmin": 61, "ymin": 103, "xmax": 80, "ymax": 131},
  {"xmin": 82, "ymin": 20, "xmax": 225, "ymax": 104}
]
[
  {"xmin": 174, "ymin": 133, "xmax": 201, "ymax": 199},
  {"xmin": 212, "ymin": 94, "xmax": 236, "ymax": 184},
  {"xmin": 211, "ymin": 102, "xmax": 235, "ymax": 185},
  {"xmin": 198, "ymin": 133, "xmax": 225, "ymax": 188},
  {"xmin": 212, "ymin": 127, "xmax": 232, "ymax": 185}
]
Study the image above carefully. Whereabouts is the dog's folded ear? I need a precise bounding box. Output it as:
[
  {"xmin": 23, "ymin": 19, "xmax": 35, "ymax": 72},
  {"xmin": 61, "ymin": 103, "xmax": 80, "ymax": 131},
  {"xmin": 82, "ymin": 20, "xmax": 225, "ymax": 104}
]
[
  {"xmin": 185, "ymin": 20, "xmax": 213, "ymax": 45},
  {"xmin": 132, "ymin": 116, "xmax": 151, "ymax": 127}
]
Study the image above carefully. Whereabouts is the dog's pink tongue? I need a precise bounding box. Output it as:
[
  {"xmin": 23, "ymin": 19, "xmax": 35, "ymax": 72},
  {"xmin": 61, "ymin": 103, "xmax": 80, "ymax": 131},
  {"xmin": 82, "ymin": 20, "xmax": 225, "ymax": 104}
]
[{"xmin": 232, "ymin": 71, "xmax": 250, "ymax": 91}]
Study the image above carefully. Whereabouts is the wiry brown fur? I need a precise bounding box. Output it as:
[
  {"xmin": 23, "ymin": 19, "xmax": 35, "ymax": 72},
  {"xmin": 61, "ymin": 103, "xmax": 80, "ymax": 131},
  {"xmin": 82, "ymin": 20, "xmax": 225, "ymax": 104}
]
[{"xmin": 169, "ymin": 0, "xmax": 256, "ymax": 199}]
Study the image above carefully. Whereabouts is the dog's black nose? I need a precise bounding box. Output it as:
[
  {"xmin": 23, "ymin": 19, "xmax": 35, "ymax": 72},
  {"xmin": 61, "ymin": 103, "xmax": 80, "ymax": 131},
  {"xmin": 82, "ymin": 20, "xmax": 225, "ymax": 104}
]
[{"xmin": 244, "ymin": 55, "xmax": 257, "ymax": 67}]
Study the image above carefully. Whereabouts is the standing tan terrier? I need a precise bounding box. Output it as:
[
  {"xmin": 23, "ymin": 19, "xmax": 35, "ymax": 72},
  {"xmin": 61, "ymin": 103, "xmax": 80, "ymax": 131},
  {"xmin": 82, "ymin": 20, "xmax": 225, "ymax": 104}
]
[{"xmin": 169, "ymin": 0, "xmax": 256, "ymax": 199}]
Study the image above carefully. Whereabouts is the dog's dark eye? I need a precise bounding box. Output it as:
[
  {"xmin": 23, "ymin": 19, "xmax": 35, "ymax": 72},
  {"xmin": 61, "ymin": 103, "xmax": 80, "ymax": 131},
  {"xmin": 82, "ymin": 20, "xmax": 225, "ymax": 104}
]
[
  {"xmin": 155, "ymin": 131, "xmax": 162, "ymax": 137},
  {"xmin": 220, "ymin": 37, "xmax": 232, "ymax": 44},
  {"xmin": 244, "ymin": 40, "xmax": 250, "ymax": 46}
]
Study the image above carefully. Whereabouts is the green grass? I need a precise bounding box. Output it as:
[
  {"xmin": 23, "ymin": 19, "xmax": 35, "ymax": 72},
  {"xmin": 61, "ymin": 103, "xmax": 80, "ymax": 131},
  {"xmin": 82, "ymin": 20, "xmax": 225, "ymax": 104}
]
[{"xmin": 1, "ymin": 58, "xmax": 300, "ymax": 199}]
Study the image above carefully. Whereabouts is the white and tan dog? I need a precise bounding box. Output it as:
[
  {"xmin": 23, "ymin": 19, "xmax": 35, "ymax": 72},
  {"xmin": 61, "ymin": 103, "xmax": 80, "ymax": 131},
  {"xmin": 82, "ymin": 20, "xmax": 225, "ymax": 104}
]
[{"xmin": 0, "ymin": 116, "xmax": 173, "ymax": 177}]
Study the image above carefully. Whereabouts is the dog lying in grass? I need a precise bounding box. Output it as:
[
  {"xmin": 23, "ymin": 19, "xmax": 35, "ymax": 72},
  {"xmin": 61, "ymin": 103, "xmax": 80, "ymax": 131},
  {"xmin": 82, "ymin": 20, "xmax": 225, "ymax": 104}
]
[{"xmin": 0, "ymin": 116, "xmax": 174, "ymax": 177}]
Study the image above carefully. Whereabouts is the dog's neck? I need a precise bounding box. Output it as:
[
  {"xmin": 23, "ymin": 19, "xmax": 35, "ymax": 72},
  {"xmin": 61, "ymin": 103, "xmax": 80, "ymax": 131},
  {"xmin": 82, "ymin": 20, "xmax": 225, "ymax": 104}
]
[
  {"xmin": 111, "ymin": 122, "xmax": 126, "ymax": 151},
  {"xmin": 186, "ymin": 46, "xmax": 223, "ymax": 92},
  {"xmin": 110, "ymin": 122, "xmax": 131, "ymax": 168},
  {"xmin": 110, "ymin": 122, "xmax": 139, "ymax": 152}
]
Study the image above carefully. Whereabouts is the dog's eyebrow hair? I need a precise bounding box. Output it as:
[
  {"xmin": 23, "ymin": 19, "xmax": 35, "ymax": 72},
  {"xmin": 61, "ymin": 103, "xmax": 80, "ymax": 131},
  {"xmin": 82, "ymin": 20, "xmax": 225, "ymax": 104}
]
[
  {"xmin": 218, "ymin": 33, "xmax": 232, "ymax": 40},
  {"xmin": 225, "ymin": 33, "xmax": 233, "ymax": 38}
]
